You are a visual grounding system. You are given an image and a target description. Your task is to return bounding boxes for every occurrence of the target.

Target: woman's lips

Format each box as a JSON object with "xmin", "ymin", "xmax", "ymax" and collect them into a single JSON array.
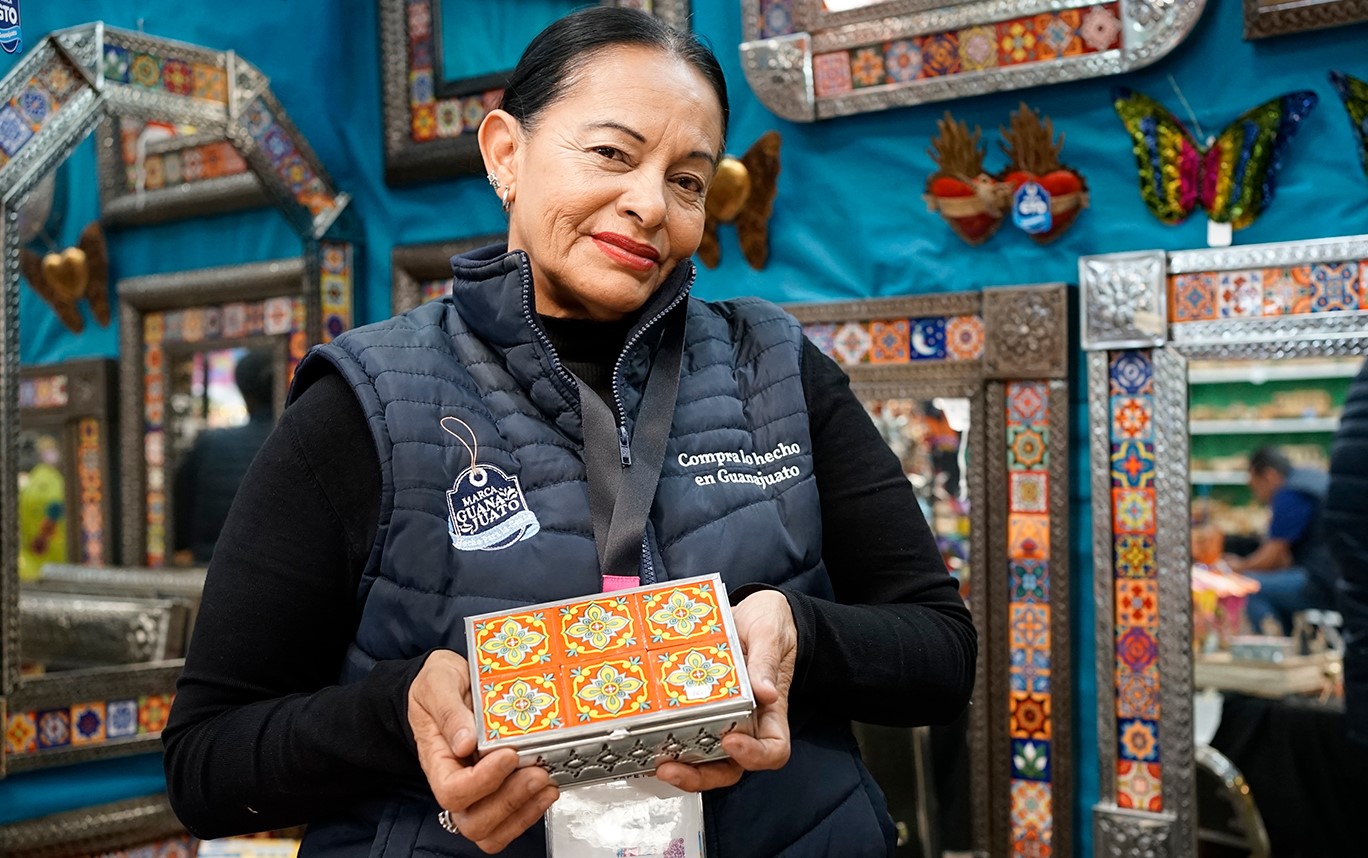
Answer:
[{"xmin": 593, "ymin": 233, "xmax": 660, "ymax": 271}]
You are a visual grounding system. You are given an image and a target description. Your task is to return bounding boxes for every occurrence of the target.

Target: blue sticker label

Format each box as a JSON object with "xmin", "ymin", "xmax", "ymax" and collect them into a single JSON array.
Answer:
[
  {"xmin": 446, "ymin": 463, "xmax": 540, "ymax": 551},
  {"xmin": 0, "ymin": 0, "xmax": 20, "ymax": 54},
  {"xmin": 1012, "ymin": 181, "xmax": 1052, "ymax": 235}
]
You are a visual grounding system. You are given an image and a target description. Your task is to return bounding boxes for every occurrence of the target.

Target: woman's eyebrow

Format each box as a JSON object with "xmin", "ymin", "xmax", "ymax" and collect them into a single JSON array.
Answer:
[{"xmin": 583, "ymin": 120, "xmax": 719, "ymax": 166}]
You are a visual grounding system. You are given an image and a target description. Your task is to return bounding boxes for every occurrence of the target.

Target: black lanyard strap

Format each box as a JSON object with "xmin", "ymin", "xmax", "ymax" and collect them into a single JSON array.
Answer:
[{"xmin": 578, "ymin": 309, "xmax": 685, "ymax": 587}]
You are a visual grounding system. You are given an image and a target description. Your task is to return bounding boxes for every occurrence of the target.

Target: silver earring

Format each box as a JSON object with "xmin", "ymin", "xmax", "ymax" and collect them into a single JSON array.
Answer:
[
  {"xmin": 501, "ymin": 187, "xmax": 511, "ymax": 214},
  {"xmin": 486, "ymin": 173, "xmax": 500, "ymax": 190}
]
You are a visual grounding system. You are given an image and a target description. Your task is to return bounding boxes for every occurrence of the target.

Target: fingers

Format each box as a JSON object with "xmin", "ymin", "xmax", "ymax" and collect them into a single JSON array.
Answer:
[
  {"xmin": 655, "ymin": 758, "xmax": 744, "ymax": 792},
  {"xmin": 453, "ymin": 762, "xmax": 560, "ymax": 853},
  {"xmin": 722, "ymin": 704, "xmax": 791, "ymax": 771}
]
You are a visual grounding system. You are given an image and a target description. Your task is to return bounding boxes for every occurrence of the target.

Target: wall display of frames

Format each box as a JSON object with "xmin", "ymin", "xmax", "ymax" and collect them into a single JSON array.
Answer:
[
  {"xmin": 378, "ymin": 0, "xmax": 691, "ymax": 184},
  {"xmin": 786, "ymin": 283, "xmax": 1070, "ymax": 857},
  {"xmin": 18, "ymin": 359, "xmax": 118, "ymax": 572},
  {"xmin": 739, "ymin": 0, "xmax": 1207, "ymax": 122},
  {"xmin": 0, "ymin": 794, "xmax": 189, "ymax": 858},
  {"xmin": 391, "ymin": 233, "xmax": 505, "ymax": 314},
  {"xmin": 0, "ymin": 38, "xmax": 358, "ymax": 858},
  {"xmin": 1081, "ymin": 234, "xmax": 1368, "ymax": 856},
  {"xmin": 1243, "ymin": 0, "xmax": 1368, "ymax": 39}
]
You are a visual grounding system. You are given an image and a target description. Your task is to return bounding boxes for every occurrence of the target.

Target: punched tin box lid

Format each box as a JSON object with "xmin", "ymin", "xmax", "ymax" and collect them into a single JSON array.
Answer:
[{"xmin": 465, "ymin": 574, "xmax": 754, "ymax": 757}]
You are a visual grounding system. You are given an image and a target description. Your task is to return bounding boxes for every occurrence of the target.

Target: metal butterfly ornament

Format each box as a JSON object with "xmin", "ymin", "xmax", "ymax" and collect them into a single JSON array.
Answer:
[
  {"xmin": 20, "ymin": 221, "xmax": 111, "ymax": 334},
  {"xmin": 1330, "ymin": 71, "xmax": 1368, "ymax": 180},
  {"xmin": 698, "ymin": 131, "xmax": 780, "ymax": 270},
  {"xmin": 1112, "ymin": 87, "xmax": 1317, "ymax": 229}
]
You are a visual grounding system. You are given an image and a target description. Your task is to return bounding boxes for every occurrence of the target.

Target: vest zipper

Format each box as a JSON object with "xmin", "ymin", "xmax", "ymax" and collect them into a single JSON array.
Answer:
[
  {"xmin": 610, "ymin": 266, "xmax": 696, "ymax": 467},
  {"xmin": 515, "ymin": 250, "xmax": 579, "ymax": 394}
]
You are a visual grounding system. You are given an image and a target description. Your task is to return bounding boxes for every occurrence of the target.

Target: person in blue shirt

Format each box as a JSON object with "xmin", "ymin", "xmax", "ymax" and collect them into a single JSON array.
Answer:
[{"xmin": 1228, "ymin": 446, "xmax": 1335, "ymax": 635}]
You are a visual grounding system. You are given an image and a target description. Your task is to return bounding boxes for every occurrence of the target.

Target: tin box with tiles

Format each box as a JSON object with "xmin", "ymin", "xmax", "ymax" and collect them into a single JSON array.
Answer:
[{"xmin": 465, "ymin": 573, "xmax": 754, "ymax": 788}]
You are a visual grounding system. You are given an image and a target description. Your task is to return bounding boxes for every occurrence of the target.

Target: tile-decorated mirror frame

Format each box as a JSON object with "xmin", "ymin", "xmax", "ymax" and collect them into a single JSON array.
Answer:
[
  {"xmin": 786, "ymin": 283, "xmax": 1071, "ymax": 857},
  {"xmin": 0, "ymin": 24, "xmax": 359, "ymax": 787},
  {"xmin": 0, "ymin": 793, "xmax": 189, "ymax": 858},
  {"xmin": 739, "ymin": 0, "xmax": 1207, "ymax": 122},
  {"xmin": 1243, "ymin": 0, "xmax": 1368, "ymax": 39},
  {"xmin": 378, "ymin": 0, "xmax": 691, "ymax": 184},
  {"xmin": 1080, "ymin": 234, "xmax": 1368, "ymax": 856},
  {"xmin": 391, "ymin": 233, "xmax": 504, "ymax": 314},
  {"xmin": 19, "ymin": 359, "xmax": 119, "ymax": 566}
]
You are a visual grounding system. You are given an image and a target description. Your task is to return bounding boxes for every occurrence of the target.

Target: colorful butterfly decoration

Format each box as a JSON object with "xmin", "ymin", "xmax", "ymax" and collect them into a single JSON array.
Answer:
[
  {"xmin": 1330, "ymin": 71, "xmax": 1368, "ymax": 180},
  {"xmin": 1113, "ymin": 88, "xmax": 1317, "ymax": 230}
]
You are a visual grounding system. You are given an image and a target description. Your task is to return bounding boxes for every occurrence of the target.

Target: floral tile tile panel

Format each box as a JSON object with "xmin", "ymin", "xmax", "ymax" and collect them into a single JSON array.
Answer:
[
  {"xmin": 654, "ymin": 643, "xmax": 743, "ymax": 708},
  {"xmin": 566, "ymin": 657, "xmax": 655, "ymax": 723},
  {"xmin": 638, "ymin": 581, "xmax": 725, "ymax": 649},
  {"xmin": 558, "ymin": 596, "xmax": 641, "ymax": 660},
  {"xmin": 473, "ymin": 611, "xmax": 553, "ymax": 674},
  {"xmin": 479, "ymin": 673, "xmax": 565, "ymax": 740}
]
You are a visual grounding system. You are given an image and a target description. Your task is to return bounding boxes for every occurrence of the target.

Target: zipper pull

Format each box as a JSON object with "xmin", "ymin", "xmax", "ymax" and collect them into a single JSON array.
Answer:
[{"xmin": 619, "ymin": 424, "xmax": 632, "ymax": 466}]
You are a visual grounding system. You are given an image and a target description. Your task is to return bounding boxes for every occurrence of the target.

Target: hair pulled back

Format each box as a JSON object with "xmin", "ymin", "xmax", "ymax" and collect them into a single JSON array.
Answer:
[{"xmin": 500, "ymin": 6, "xmax": 729, "ymax": 145}]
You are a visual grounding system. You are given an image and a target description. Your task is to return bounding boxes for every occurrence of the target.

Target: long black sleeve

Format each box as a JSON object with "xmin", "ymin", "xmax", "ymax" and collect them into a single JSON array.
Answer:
[
  {"xmin": 1330, "ymin": 359, "xmax": 1368, "ymax": 748},
  {"xmin": 164, "ymin": 338, "xmax": 976, "ymax": 837},
  {"xmin": 163, "ymin": 372, "xmax": 419, "ymax": 838}
]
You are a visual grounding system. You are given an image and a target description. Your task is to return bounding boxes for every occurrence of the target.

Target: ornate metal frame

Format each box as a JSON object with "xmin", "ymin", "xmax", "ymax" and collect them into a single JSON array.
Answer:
[
  {"xmin": 1243, "ymin": 0, "xmax": 1368, "ymax": 39},
  {"xmin": 739, "ymin": 0, "xmax": 1207, "ymax": 122},
  {"xmin": 378, "ymin": 0, "xmax": 691, "ymax": 184},
  {"xmin": 391, "ymin": 233, "xmax": 504, "ymax": 314},
  {"xmin": 0, "ymin": 793, "xmax": 189, "ymax": 858},
  {"xmin": 94, "ymin": 113, "xmax": 268, "ymax": 226},
  {"xmin": 1080, "ymin": 233, "xmax": 1368, "ymax": 857},
  {"xmin": 19, "ymin": 359, "xmax": 118, "ymax": 565},
  {"xmin": 785, "ymin": 283, "xmax": 1070, "ymax": 857},
  {"xmin": 0, "ymin": 25, "xmax": 360, "ymax": 783}
]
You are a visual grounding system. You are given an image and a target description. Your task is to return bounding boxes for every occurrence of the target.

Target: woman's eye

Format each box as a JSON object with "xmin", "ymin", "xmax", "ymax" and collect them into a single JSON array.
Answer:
[
  {"xmin": 675, "ymin": 176, "xmax": 705, "ymax": 194},
  {"xmin": 592, "ymin": 146, "xmax": 623, "ymax": 161}
]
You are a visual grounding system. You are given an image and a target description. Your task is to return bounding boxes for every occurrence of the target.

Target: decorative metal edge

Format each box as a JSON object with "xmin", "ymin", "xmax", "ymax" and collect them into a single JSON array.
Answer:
[
  {"xmin": 740, "ymin": 1, "xmax": 1207, "ymax": 122},
  {"xmin": 1152, "ymin": 347, "xmax": 1194, "ymax": 855},
  {"xmin": 379, "ymin": 0, "xmax": 693, "ymax": 185},
  {"xmin": 3, "ymin": 202, "xmax": 19, "ymax": 696},
  {"xmin": 1243, "ymin": 0, "xmax": 1368, "ymax": 39},
  {"xmin": 783, "ymin": 291, "xmax": 982, "ymax": 323},
  {"xmin": 842, "ymin": 361, "xmax": 986, "ymax": 385},
  {"xmin": 982, "ymin": 284, "xmax": 1068, "ymax": 380},
  {"xmin": 18, "ymin": 590, "xmax": 185, "ymax": 664},
  {"xmin": 1169, "ymin": 313, "xmax": 1368, "ymax": 353},
  {"xmin": 985, "ymin": 381, "xmax": 1010, "ymax": 854},
  {"xmin": 1047, "ymin": 379, "xmax": 1072, "ymax": 858},
  {"xmin": 19, "ymin": 358, "xmax": 115, "ymax": 420},
  {"xmin": 1087, "ymin": 351, "xmax": 1117, "ymax": 802},
  {"xmin": 966, "ymin": 386, "xmax": 991, "ymax": 858},
  {"xmin": 1193, "ymin": 745, "xmax": 1271, "ymax": 855},
  {"xmin": 392, "ymin": 234, "xmax": 505, "ymax": 314},
  {"xmin": 1166, "ymin": 232, "xmax": 1368, "ymax": 274},
  {"xmin": 117, "ymin": 258, "xmax": 308, "ymax": 565},
  {"xmin": 31, "ymin": 565, "xmax": 207, "ymax": 601},
  {"xmin": 0, "ymin": 793, "xmax": 186, "ymax": 858},
  {"xmin": 8, "ymin": 660, "xmax": 181, "ymax": 712},
  {"xmin": 1093, "ymin": 805, "xmax": 1177, "ymax": 858},
  {"xmin": 1080, "ymin": 251, "xmax": 1167, "ymax": 352}
]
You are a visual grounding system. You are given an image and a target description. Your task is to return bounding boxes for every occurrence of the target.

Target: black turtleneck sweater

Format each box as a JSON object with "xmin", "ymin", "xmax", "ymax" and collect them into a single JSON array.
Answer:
[{"xmin": 163, "ymin": 315, "xmax": 976, "ymax": 838}]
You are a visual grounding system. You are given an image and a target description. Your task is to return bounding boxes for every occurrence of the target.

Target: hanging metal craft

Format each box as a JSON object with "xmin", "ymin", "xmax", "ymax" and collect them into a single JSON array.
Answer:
[
  {"xmin": 1330, "ymin": 70, "xmax": 1368, "ymax": 181},
  {"xmin": 19, "ymin": 221, "xmax": 110, "ymax": 334},
  {"xmin": 1112, "ymin": 87, "xmax": 1318, "ymax": 229},
  {"xmin": 698, "ymin": 131, "xmax": 781, "ymax": 270}
]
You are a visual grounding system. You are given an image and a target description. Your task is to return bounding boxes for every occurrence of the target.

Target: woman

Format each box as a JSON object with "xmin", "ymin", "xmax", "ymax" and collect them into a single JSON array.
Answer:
[{"xmin": 163, "ymin": 8, "xmax": 975, "ymax": 857}]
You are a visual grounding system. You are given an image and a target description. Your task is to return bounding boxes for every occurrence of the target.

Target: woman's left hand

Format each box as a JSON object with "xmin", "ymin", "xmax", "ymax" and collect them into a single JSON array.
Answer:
[{"xmin": 655, "ymin": 589, "xmax": 796, "ymax": 792}]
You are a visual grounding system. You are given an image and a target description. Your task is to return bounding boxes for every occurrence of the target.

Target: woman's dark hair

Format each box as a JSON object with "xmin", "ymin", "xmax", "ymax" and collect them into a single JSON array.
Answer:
[{"xmin": 500, "ymin": 6, "xmax": 729, "ymax": 145}]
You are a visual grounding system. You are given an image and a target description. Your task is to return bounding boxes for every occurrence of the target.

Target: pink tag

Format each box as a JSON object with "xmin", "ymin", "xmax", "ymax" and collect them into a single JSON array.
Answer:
[{"xmin": 601, "ymin": 575, "xmax": 640, "ymax": 592}]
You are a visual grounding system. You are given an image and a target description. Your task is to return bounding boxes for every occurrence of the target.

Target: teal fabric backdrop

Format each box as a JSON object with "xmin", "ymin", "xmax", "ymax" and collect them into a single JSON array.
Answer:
[{"xmin": 2, "ymin": 1, "xmax": 1367, "ymax": 852}]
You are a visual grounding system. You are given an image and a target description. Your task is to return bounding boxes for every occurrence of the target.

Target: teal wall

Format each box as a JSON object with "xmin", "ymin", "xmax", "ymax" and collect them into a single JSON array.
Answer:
[{"xmin": 3, "ymin": 1, "xmax": 1368, "ymax": 853}]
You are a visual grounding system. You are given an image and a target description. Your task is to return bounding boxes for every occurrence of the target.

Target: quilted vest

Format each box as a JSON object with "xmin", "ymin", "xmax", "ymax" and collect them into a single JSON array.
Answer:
[{"xmin": 290, "ymin": 245, "xmax": 894, "ymax": 857}]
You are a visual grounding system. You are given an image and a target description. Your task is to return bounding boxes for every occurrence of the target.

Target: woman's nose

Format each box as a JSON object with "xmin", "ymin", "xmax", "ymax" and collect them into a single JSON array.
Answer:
[{"xmin": 617, "ymin": 173, "xmax": 667, "ymax": 227}]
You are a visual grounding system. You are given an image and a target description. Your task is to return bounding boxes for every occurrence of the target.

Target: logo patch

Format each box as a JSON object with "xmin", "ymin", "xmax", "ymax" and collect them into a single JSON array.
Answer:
[{"xmin": 442, "ymin": 416, "xmax": 539, "ymax": 551}]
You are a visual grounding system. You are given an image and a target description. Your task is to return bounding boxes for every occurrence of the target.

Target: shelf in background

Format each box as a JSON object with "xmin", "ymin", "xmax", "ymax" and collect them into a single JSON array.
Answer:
[
  {"xmin": 1189, "ymin": 417, "xmax": 1340, "ymax": 435},
  {"xmin": 1189, "ymin": 360, "xmax": 1363, "ymax": 384},
  {"xmin": 1191, "ymin": 470, "xmax": 1248, "ymax": 485}
]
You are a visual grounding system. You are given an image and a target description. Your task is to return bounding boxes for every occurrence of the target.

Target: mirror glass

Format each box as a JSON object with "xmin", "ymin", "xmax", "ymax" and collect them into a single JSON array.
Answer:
[
  {"xmin": 167, "ymin": 344, "xmax": 278, "ymax": 567},
  {"xmin": 17, "ymin": 426, "xmax": 68, "ymax": 584},
  {"xmin": 438, "ymin": 0, "xmax": 590, "ymax": 85},
  {"xmin": 855, "ymin": 395, "xmax": 973, "ymax": 856}
]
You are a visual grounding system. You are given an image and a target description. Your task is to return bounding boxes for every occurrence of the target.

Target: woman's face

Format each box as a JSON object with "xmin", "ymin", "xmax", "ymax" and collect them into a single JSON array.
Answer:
[{"xmin": 499, "ymin": 46, "xmax": 724, "ymax": 320}]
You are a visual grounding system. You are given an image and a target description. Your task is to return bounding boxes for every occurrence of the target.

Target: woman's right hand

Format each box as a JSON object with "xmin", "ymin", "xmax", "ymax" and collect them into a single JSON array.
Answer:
[{"xmin": 408, "ymin": 650, "xmax": 560, "ymax": 854}]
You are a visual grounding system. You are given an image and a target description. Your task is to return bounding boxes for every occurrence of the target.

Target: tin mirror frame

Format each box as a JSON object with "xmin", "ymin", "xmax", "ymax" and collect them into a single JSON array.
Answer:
[
  {"xmin": 19, "ymin": 358, "xmax": 119, "ymax": 568},
  {"xmin": 1080, "ymin": 234, "xmax": 1368, "ymax": 857},
  {"xmin": 377, "ymin": 0, "xmax": 691, "ymax": 185},
  {"xmin": 391, "ymin": 233, "xmax": 504, "ymax": 314},
  {"xmin": 786, "ymin": 283, "xmax": 1071, "ymax": 858},
  {"xmin": 0, "ymin": 24, "xmax": 359, "ymax": 788},
  {"xmin": 1242, "ymin": 0, "xmax": 1368, "ymax": 39},
  {"xmin": 739, "ymin": 0, "xmax": 1207, "ymax": 122}
]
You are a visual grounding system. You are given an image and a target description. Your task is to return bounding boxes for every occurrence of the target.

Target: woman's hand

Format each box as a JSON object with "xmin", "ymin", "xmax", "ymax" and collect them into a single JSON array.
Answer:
[
  {"xmin": 655, "ymin": 589, "xmax": 796, "ymax": 792},
  {"xmin": 408, "ymin": 650, "xmax": 560, "ymax": 854}
]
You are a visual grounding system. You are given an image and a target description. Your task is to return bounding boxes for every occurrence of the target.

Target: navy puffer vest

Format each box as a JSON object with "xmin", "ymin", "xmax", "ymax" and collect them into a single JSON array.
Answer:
[{"xmin": 290, "ymin": 246, "xmax": 894, "ymax": 857}]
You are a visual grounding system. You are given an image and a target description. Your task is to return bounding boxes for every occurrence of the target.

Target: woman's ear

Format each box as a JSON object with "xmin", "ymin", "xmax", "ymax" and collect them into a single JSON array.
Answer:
[{"xmin": 478, "ymin": 108, "xmax": 520, "ymax": 188}]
